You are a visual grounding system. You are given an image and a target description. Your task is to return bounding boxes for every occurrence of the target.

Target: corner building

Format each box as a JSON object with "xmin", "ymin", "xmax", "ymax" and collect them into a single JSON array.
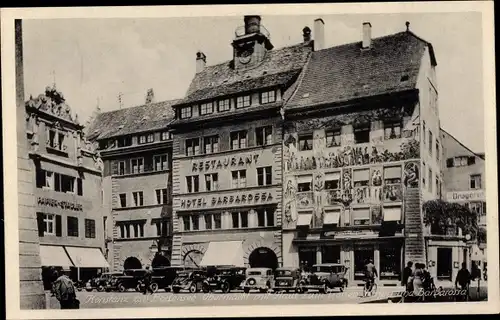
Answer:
[
  {"xmin": 170, "ymin": 16, "xmax": 311, "ymax": 268},
  {"xmin": 281, "ymin": 21, "xmax": 449, "ymax": 285}
]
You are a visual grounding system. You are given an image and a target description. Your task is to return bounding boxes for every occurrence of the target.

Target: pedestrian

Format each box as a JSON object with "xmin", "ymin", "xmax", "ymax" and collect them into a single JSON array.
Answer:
[
  {"xmin": 455, "ymin": 262, "xmax": 471, "ymax": 301},
  {"xmin": 412, "ymin": 263, "xmax": 424, "ymax": 299},
  {"xmin": 402, "ymin": 261, "xmax": 413, "ymax": 290},
  {"xmin": 52, "ymin": 270, "xmax": 80, "ymax": 309},
  {"xmin": 142, "ymin": 265, "xmax": 153, "ymax": 295}
]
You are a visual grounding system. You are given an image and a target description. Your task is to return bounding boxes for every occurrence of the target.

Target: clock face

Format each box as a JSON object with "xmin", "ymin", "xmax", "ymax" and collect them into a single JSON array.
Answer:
[{"xmin": 183, "ymin": 250, "xmax": 203, "ymax": 268}]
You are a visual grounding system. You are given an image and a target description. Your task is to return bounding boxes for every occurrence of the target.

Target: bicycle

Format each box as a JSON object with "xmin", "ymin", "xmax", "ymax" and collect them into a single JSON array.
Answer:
[{"xmin": 363, "ymin": 278, "xmax": 378, "ymax": 297}]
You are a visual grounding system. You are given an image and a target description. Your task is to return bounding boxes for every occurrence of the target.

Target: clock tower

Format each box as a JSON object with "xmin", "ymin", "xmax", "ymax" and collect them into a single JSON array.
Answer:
[{"xmin": 232, "ymin": 16, "xmax": 274, "ymax": 70}]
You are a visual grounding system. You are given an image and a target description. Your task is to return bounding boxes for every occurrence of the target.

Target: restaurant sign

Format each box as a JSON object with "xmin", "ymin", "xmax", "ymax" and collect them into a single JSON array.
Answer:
[
  {"xmin": 37, "ymin": 197, "xmax": 83, "ymax": 212},
  {"xmin": 446, "ymin": 190, "xmax": 485, "ymax": 202},
  {"xmin": 192, "ymin": 154, "xmax": 260, "ymax": 172},
  {"xmin": 180, "ymin": 191, "xmax": 274, "ymax": 209}
]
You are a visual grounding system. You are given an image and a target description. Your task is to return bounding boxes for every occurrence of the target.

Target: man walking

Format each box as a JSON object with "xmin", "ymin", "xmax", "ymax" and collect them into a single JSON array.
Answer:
[
  {"xmin": 142, "ymin": 265, "xmax": 154, "ymax": 295},
  {"xmin": 52, "ymin": 270, "xmax": 79, "ymax": 309},
  {"xmin": 402, "ymin": 261, "xmax": 413, "ymax": 290},
  {"xmin": 455, "ymin": 262, "xmax": 471, "ymax": 301}
]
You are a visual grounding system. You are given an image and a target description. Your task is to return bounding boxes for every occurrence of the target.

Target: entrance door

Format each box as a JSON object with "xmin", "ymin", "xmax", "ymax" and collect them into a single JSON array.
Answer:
[
  {"xmin": 298, "ymin": 247, "xmax": 317, "ymax": 272},
  {"xmin": 437, "ymin": 248, "xmax": 452, "ymax": 281},
  {"xmin": 354, "ymin": 248, "xmax": 374, "ymax": 280}
]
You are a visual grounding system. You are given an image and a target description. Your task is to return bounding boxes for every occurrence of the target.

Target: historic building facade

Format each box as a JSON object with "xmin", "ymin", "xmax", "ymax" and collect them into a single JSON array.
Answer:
[
  {"xmin": 169, "ymin": 16, "xmax": 311, "ymax": 269},
  {"xmin": 24, "ymin": 85, "xmax": 108, "ymax": 289},
  {"xmin": 281, "ymin": 21, "xmax": 455, "ymax": 285},
  {"xmin": 87, "ymin": 98, "xmax": 176, "ymax": 271}
]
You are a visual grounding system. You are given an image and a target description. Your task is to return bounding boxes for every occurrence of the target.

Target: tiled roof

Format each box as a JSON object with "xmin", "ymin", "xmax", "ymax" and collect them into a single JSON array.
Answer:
[
  {"xmin": 286, "ymin": 31, "xmax": 436, "ymax": 110},
  {"xmin": 86, "ymin": 100, "xmax": 179, "ymax": 140},
  {"xmin": 177, "ymin": 43, "xmax": 312, "ymax": 105}
]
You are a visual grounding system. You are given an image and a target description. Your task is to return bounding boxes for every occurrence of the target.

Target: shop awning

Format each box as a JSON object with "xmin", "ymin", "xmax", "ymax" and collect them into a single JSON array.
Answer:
[
  {"xmin": 323, "ymin": 210, "xmax": 341, "ymax": 225},
  {"xmin": 384, "ymin": 206, "xmax": 402, "ymax": 222},
  {"xmin": 39, "ymin": 245, "xmax": 74, "ymax": 268},
  {"xmin": 297, "ymin": 212, "xmax": 313, "ymax": 227},
  {"xmin": 65, "ymin": 246, "xmax": 110, "ymax": 268},
  {"xmin": 200, "ymin": 241, "xmax": 244, "ymax": 267}
]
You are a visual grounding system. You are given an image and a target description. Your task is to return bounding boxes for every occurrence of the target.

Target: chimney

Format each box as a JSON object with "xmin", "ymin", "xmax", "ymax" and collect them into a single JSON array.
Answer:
[
  {"xmin": 196, "ymin": 51, "xmax": 206, "ymax": 73},
  {"xmin": 145, "ymin": 88, "xmax": 155, "ymax": 104},
  {"xmin": 244, "ymin": 15, "xmax": 261, "ymax": 34},
  {"xmin": 362, "ymin": 22, "xmax": 372, "ymax": 49},
  {"xmin": 302, "ymin": 26, "xmax": 312, "ymax": 43},
  {"xmin": 314, "ymin": 18, "xmax": 325, "ymax": 51}
]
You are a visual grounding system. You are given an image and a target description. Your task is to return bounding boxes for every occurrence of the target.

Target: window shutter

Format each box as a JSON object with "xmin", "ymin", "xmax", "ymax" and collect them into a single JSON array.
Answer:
[
  {"xmin": 36, "ymin": 213, "xmax": 45, "ymax": 237},
  {"xmin": 55, "ymin": 215, "xmax": 62, "ymax": 237},
  {"xmin": 446, "ymin": 158, "xmax": 454, "ymax": 168},
  {"xmin": 77, "ymin": 178, "xmax": 83, "ymax": 196},
  {"xmin": 54, "ymin": 173, "xmax": 61, "ymax": 191},
  {"xmin": 36, "ymin": 169, "xmax": 45, "ymax": 188}
]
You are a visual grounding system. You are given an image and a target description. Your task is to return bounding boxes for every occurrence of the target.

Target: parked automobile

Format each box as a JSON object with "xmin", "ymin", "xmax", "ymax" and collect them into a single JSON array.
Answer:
[
  {"xmin": 151, "ymin": 266, "xmax": 187, "ymax": 292},
  {"xmin": 202, "ymin": 266, "xmax": 246, "ymax": 293},
  {"xmin": 241, "ymin": 268, "xmax": 273, "ymax": 293},
  {"xmin": 86, "ymin": 272, "xmax": 123, "ymax": 292},
  {"xmin": 273, "ymin": 267, "xmax": 303, "ymax": 293},
  {"xmin": 171, "ymin": 269, "xmax": 206, "ymax": 293},
  {"xmin": 299, "ymin": 263, "xmax": 348, "ymax": 293},
  {"xmin": 107, "ymin": 269, "xmax": 147, "ymax": 292}
]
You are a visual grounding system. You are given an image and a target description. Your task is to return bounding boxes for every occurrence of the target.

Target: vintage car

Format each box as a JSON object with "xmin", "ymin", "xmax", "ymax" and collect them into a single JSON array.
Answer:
[
  {"xmin": 241, "ymin": 268, "xmax": 274, "ymax": 293},
  {"xmin": 106, "ymin": 269, "xmax": 148, "ymax": 292},
  {"xmin": 171, "ymin": 269, "xmax": 206, "ymax": 293},
  {"xmin": 86, "ymin": 272, "xmax": 123, "ymax": 292},
  {"xmin": 299, "ymin": 263, "xmax": 348, "ymax": 293},
  {"xmin": 273, "ymin": 267, "xmax": 302, "ymax": 293},
  {"xmin": 150, "ymin": 266, "xmax": 187, "ymax": 292},
  {"xmin": 202, "ymin": 266, "xmax": 246, "ymax": 293}
]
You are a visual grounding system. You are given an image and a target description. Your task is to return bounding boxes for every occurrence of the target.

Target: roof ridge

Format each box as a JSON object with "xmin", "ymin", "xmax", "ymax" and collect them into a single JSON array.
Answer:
[{"xmin": 98, "ymin": 98, "xmax": 181, "ymax": 116}]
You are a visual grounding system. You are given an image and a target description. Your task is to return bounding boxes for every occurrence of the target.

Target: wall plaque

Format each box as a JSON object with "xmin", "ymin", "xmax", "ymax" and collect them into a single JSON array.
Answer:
[{"xmin": 37, "ymin": 197, "xmax": 83, "ymax": 211}]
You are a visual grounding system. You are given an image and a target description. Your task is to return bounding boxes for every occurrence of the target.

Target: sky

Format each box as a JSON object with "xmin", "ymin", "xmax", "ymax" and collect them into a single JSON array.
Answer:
[{"xmin": 22, "ymin": 12, "xmax": 484, "ymax": 152}]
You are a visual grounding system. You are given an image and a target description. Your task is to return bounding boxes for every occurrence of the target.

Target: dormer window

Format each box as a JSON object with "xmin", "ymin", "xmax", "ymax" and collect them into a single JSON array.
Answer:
[
  {"xmin": 236, "ymin": 95, "xmax": 251, "ymax": 108},
  {"xmin": 260, "ymin": 90, "xmax": 276, "ymax": 104},
  {"xmin": 117, "ymin": 136, "xmax": 132, "ymax": 148},
  {"xmin": 161, "ymin": 131, "xmax": 171, "ymax": 141},
  {"xmin": 180, "ymin": 106, "xmax": 192, "ymax": 119},
  {"xmin": 139, "ymin": 135, "xmax": 146, "ymax": 144},
  {"xmin": 218, "ymin": 99, "xmax": 231, "ymax": 112},
  {"xmin": 147, "ymin": 133, "xmax": 154, "ymax": 143},
  {"xmin": 200, "ymin": 102, "xmax": 214, "ymax": 115}
]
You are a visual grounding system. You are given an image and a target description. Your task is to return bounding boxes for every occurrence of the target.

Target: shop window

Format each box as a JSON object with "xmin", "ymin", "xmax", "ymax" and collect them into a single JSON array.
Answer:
[
  {"xmin": 257, "ymin": 166, "xmax": 272, "ymax": 186},
  {"xmin": 352, "ymin": 208, "xmax": 370, "ymax": 225},
  {"xmin": 85, "ymin": 219, "xmax": 96, "ymax": 239},
  {"xmin": 186, "ymin": 138, "xmax": 201, "ymax": 156},
  {"xmin": 260, "ymin": 90, "xmax": 276, "ymax": 104},
  {"xmin": 354, "ymin": 248, "xmax": 374, "ymax": 280},
  {"xmin": 384, "ymin": 121, "xmax": 402, "ymax": 140},
  {"xmin": 131, "ymin": 158, "xmax": 144, "ymax": 174},
  {"xmin": 204, "ymin": 135, "xmax": 219, "ymax": 154},
  {"xmin": 383, "ymin": 166, "xmax": 401, "ymax": 185},
  {"xmin": 67, "ymin": 216, "xmax": 79, "ymax": 237},
  {"xmin": 156, "ymin": 188, "xmax": 169, "ymax": 205},
  {"xmin": 180, "ymin": 106, "xmax": 192, "ymax": 119},
  {"xmin": 205, "ymin": 173, "xmax": 219, "ymax": 191},
  {"xmin": 153, "ymin": 154, "xmax": 168, "ymax": 171},
  {"xmin": 236, "ymin": 95, "xmax": 251, "ymax": 108},
  {"xmin": 230, "ymin": 130, "xmax": 247, "ymax": 150},
  {"xmin": 186, "ymin": 175, "xmax": 199, "ymax": 193},
  {"xmin": 231, "ymin": 170, "xmax": 246, "ymax": 188},
  {"xmin": 298, "ymin": 248, "xmax": 317, "ymax": 272},
  {"xmin": 200, "ymin": 102, "xmax": 214, "ymax": 115},
  {"xmin": 379, "ymin": 245, "xmax": 401, "ymax": 280},
  {"xmin": 132, "ymin": 191, "xmax": 144, "ymax": 207},
  {"xmin": 470, "ymin": 174, "xmax": 481, "ymax": 189},
  {"xmin": 354, "ymin": 125, "xmax": 370, "ymax": 144},
  {"xmin": 326, "ymin": 129, "xmax": 341, "ymax": 147},
  {"xmin": 256, "ymin": 126, "xmax": 273, "ymax": 146},
  {"xmin": 437, "ymin": 247, "xmax": 452, "ymax": 281},
  {"xmin": 298, "ymin": 135, "xmax": 313, "ymax": 151},
  {"xmin": 353, "ymin": 169, "xmax": 369, "ymax": 187}
]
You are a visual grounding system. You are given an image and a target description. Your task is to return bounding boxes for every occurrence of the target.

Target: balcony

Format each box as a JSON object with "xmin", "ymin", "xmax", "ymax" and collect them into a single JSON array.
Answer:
[{"xmin": 296, "ymin": 191, "xmax": 314, "ymax": 208}]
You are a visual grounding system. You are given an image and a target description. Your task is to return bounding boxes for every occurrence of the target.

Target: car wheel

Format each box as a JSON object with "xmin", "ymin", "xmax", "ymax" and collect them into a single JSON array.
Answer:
[
  {"xmin": 221, "ymin": 282, "xmax": 230, "ymax": 294},
  {"xmin": 172, "ymin": 287, "xmax": 180, "ymax": 294},
  {"xmin": 164, "ymin": 287, "xmax": 171, "ymax": 292},
  {"xmin": 97, "ymin": 285, "xmax": 105, "ymax": 292},
  {"xmin": 296, "ymin": 287, "xmax": 303, "ymax": 294},
  {"xmin": 85, "ymin": 288, "xmax": 93, "ymax": 292},
  {"xmin": 243, "ymin": 288, "xmax": 250, "ymax": 294},
  {"xmin": 150, "ymin": 283, "xmax": 159, "ymax": 293},
  {"xmin": 202, "ymin": 282, "xmax": 210, "ymax": 293},
  {"xmin": 118, "ymin": 283, "xmax": 126, "ymax": 292},
  {"xmin": 189, "ymin": 283, "xmax": 197, "ymax": 293},
  {"xmin": 319, "ymin": 283, "xmax": 328, "ymax": 294}
]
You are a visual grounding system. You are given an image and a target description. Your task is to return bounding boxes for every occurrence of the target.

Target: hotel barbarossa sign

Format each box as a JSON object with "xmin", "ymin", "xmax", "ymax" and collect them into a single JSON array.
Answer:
[
  {"xmin": 37, "ymin": 197, "xmax": 83, "ymax": 211},
  {"xmin": 446, "ymin": 190, "xmax": 485, "ymax": 202},
  {"xmin": 180, "ymin": 191, "xmax": 274, "ymax": 209}
]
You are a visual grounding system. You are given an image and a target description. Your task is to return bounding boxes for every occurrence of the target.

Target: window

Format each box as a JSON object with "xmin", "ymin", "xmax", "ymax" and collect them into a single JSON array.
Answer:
[
  {"xmin": 453, "ymin": 157, "xmax": 468, "ymax": 167},
  {"xmin": 48, "ymin": 129, "xmax": 57, "ymax": 148},
  {"xmin": 256, "ymin": 207, "xmax": 275, "ymax": 227},
  {"xmin": 214, "ymin": 213, "xmax": 222, "ymax": 229},
  {"xmin": 260, "ymin": 90, "xmax": 276, "ymax": 104},
  {"xmin": 117, "ymin": 161, "xmax": 126, "ymax": 175},
  {"xmin": 299, "ymin": 135, "xmax": 313, "ymax": 151},
  {"xmin": 257, "ymin": 167, "xmax": 272, "ymax": 186},
  {"xmin": 117, "ymin": 136, "xmax": 132, "ymax": 148},
  {"xmin": 155, "ymin": 220, "xmax": 169, "ymax": 236},
  {"xmin": 200, "ymin": 102, "xmax": 214, "ymax": 115},
  {"xmin": 132, "ymin": 191, "xmax": 144, "ymax": 207},
  {"xmin": 139, "ymin": 135, "xmax": 147, "ymax": 144},
  {"xmin": 119, "ymin": 193, "xmax": 127, "ymax": 208},
  {"xmin": 192, "ymin": 216, "xmax": 199, "ymax": 231},
  {"xmin": 384, "ymin": 166, "xmax": 402, "ymax": 185},
  {"xmin": 232, "ymin": 170, "xmax": 246, "ymax": 188},
  {"xmin": 232, "ymin": 211, "xmax": 248, "ymax": 228},
  {"xmin": 326, "ymin": 129, "xmax": 341, "ymax": 147},
  {"xmin": 67, "ymin": 217, "xmax": 79, "ymax": 237},
  {"xmin": 61, "ymin": 175, "xmax": 75, "ymax": 193},
  {"xmin": 36, "ymin": 169, "xmax": 53, "ymax": 189},
  {"xmin": 256, "ymin": 126, "xmax": 273, "ymax": 146},
  {"xmin": 429, "ymin": 131, "xmax": 433, "ymax": 155},
  {"xmin": 85, "ymin": 219, "xmax": 96, "ymax": 238},
  {"xmin": 384, "ymin": 122, "xmax": 402, "ymax": 140},
  {"xmin": 324, "ymin": 172, "xmax": 340, "ymax": 190},
  {"xmin": 436, "ymin": 177, "xmax": 440, "ymax": 196},
  {"xmin": 297, "ymin": 176, "xmax": 312, "ymax": 192},
  {"xmin": 231, "ymin": 212, "xmax": 239, "ymax": 228},
  {"xmin": 160, "ymin": 131, "xmax": 171, "ymax": 141},
  {"xmin": 468, "ymin": 157, "xmax": 476, "ymax": 165},
  {"xmin": 180, "ymin": 106, "xmax": 192, "ymax": 119},
  {"xmin": 428, "ymin": 169, "xmax": 433, "ymax": 193},
  {"xmin": 470, "ymin": 202, "xmax": 483, "ymax": 216},
  {"xmin": 436, "ymin": 141, "xmax": 440, "ymax": 161},
  {"xmin": 77, "ymin": 178, "xmax": 83, "ymax": 196},
  {"xmin": 182, "ymin": 216, "xmax": 191, "ymax": 231},
  {"xmin": 353, "ymin": 169, "xmax": 370, "ymax": 187},
  {"xmin": 156, "ymin": 188, "xmax": 169, "ymax": 205},
  {"xmin": 218, "ymin": 99, "xmax": 230, "ymax": 112},
  {"xmin": 204, "ymin": 135, "xmax": 219, "ymax": 154},
  {"xmin": 154, "ymin": 154, "xmax": 168, "ymax": 171},
  {"xmin": 470, "ymin": 175, "xmax": 481, "ymax": 189},
  {"xmin": 186, "ymin": 138, "xmax": 201, "ymax": 156},
  {"xmin": 147, "ymin": 133, "xmax": 154, "ymax": 143},
  {"xmin": 354, "ymin": 126, "xmax": 370, "ymax": 144},
  {"xmin": 204, "ymin": 214, "xmax": 213, "ymax": 230},
  {"xmin": 47, "ymin": 129, "xmax": 65, "ymax": 151},
  {"xmin": 205, "ymin": 173, "xmax": 219, "ymax": 191},
  {"xmin": 236, "ymin": 95, "xmax": 251, "ymax": 108},
  {"xmin": 43, "ymin": 213, "xmax": 56, "ymax": 235},
  {"xmin": 352, "ymin": 208, "xmax": 370, "ymax": 225},
  {"xmin": 446, "ymin": 158, "xmax": 454, "ymax": 168},
  {"xmin": 231, "ymin": 131, "xmax": 247, "ymax": 150},
  {"xmin": 186, "ymin": 175, "xmax": 199, "ymax": 193},
  {"xmin": 131, "ymin": 158, "xmax": 144, "ymax": 174}
]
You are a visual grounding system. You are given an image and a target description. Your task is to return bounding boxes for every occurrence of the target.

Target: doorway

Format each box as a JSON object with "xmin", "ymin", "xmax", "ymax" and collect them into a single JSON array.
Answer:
[
  {"xmin": 248, "ymin": 247, "xmax": 278, "ymax": 270},
  {"xmin": 322, "ymin": 246, "xmax": 341, "ymax": 264},
  {"xmin": 298, "ymin": 247, "xmax": 317, "ymax": 272},
  {"xmin": 437, "ymin": 248, "xmax": 452, "ymax": 281}
]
